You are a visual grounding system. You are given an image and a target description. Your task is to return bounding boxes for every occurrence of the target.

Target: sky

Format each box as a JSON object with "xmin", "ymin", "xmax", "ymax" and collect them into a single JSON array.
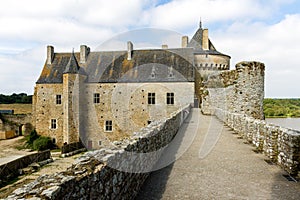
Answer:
[{"xmin": 0, "ymin": 0, "xmax": 300, "ymax": 98}]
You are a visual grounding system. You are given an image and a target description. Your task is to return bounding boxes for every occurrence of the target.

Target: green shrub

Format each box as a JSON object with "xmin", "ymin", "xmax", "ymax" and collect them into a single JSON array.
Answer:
[
  {"xmin": 33, "ymin": 136, "xmax": 53, "ymax": 151},
  {"xmin": 25, "ymin": 129, "xmax": 39, "ymax": 148}
]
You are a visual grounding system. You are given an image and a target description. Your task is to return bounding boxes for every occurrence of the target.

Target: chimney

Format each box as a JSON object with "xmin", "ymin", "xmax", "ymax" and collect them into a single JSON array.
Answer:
[
  {"xmin": 80, "ymin": 45, "xmax": 90, "ymax": 64},
  {"xmin": 202, "ymin": 29, "xmax": 209, "ymax": 50},
  {"xmin": 181, "ymin": 36, "xmax": 188, "ymax": 48},
  {"xmin": 127, "ymin": 41, "xmax": 133, "ymax": 60},
  {"xmin": 162, "ymin": 44, "xmax": 168, "ymax": 49},
  {"xmin": 47, "ymin": 45, "xmax": 54, "ymax": 65}
]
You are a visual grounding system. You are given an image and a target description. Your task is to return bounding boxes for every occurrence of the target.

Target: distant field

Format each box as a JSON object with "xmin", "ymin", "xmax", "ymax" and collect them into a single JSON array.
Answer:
[
  {"xmin": 0, "ymin": 104, "xmax": 32, "ymax": 114},
  {"xmin": 264, "ymin": 98, "xmax": 300, "ymax": 118}
]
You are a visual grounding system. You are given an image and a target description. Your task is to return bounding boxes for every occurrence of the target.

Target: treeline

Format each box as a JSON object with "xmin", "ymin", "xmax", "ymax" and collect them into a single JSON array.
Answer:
[
  {"xmin": 0, "ymin": 93, "xmax": 32, "ymax": 104},
  {"xmin": 264, "ymin": 98, "xmax": 300, "ymax": 118}
]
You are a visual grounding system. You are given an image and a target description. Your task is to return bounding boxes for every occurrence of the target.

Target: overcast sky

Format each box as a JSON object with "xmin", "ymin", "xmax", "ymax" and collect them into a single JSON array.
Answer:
[{"xmin": 0, "ymin": 0, "xmax": 299, "ymax": 98}]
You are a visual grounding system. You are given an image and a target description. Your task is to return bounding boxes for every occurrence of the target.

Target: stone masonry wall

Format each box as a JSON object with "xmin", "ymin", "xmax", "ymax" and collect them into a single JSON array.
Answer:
[
  {"xmin": 7, "ymin": 105, "xmax": 191, "ymax": 200},
  {"xmin": 201, "ymin": 61, "xmax": 265, "ymax": 120},
  {"xmin": 215, "ymin": 108, "xmax": 300, "ymax": 177},
  {"xmin": 201, "ymin": 61, "xmax": 300, "ymax": 176}
]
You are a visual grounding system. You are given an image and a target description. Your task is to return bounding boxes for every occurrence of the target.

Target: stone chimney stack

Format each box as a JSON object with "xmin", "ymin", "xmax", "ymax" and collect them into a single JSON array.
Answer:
[
  {"xmin": 80, "ymin": 45, "xmax": 90, "ymax": 64},
  {"xmin": 181, "ymin": 36, "xmax": 189, "ymax": 48},
  {"xmin": 202, "ymin": 29, "xmax": 209, "ymax": 50},
  {"xmin": 162, "ymin": 44, "xmax": 168, "ymax": 49},
  {"xmin": 127, "ymin": 41, "xmax": 133, "ymax": 60},
  {"xmin": 47, "ymin": 45, "xmax": 54, "ymax": 65}
]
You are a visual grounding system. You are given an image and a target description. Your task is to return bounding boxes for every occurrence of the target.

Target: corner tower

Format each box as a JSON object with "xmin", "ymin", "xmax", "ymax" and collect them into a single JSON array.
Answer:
[
  {"xmin": 62, "ymin": 51, "xmax": 86, "ymax": 144},
  {"xmin": 188, "ymin": 21, "xmax": 231, "ymax": 74}
]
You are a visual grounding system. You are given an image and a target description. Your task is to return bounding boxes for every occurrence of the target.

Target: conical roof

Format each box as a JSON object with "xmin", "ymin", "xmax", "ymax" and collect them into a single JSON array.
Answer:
[
  {"xmin": 187, "ymin": 23, "xmax": 221, "ymax": 54},
  {"xmin": 188, "ymin": 28, "xmax": 203, "ymax": 49},
  {"xmin": 63, "ymin": 51, "xmax": 80, "ymax": 74}
]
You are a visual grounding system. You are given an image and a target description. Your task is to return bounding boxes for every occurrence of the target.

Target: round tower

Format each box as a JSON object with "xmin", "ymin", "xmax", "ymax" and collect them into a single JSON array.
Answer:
[{"xmin": 187, "ymin": 21, "xmax": 231, "ymax": 76}]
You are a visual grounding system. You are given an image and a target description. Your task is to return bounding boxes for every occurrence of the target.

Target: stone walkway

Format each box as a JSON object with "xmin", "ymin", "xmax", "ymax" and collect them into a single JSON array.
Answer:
[{"xmin": 136, "ymin": 108, "xmax": 300, "ymax": 200}]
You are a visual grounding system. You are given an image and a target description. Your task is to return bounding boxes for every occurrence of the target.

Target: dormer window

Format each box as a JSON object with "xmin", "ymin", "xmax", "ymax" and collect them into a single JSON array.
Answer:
[
  {"xmin": 151, "ymin": 66, "xmax": 156, "ymax": 79},
  {"xmin": 168, "ymin": 66, "xmax": 174, "ymax": 78}
]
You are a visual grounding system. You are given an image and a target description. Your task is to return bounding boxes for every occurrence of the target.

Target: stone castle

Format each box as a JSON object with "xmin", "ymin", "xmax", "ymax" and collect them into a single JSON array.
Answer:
[
  {"xmin": 11, "ymin": 22, "xmax": 300, "ymax": 200},
  {"xmin": 32, "ymin": 22, "xmax": 253, "ymax": 149}
]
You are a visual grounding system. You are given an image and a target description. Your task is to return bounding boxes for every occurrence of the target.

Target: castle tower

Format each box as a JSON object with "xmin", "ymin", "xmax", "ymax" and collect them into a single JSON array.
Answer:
[
  {"xmin": 62, "ymin": 51, "xmax": 85, "ymax": 144},
  {"xmin": 188, "ymin": 21, "xmax": 230, "ymax": 73}
]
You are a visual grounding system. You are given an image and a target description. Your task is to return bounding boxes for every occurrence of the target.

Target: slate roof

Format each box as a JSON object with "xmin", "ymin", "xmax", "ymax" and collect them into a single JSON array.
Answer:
[
  {"xmin": 36, "ymin": 48, "xmax": 195, "ymax": 84},
  {"xmin": 63, "ymin": 51, "xmax": 80, "ymax": 74},
  {"xmin": 188, "ymin": 27, "xmax": 230, "ymax": 58}
]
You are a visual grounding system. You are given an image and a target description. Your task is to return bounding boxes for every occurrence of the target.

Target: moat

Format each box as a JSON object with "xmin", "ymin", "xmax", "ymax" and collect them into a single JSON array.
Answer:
[{"xmin": 266, "ymin": 118, "xmax": 300, "ymax": 131}]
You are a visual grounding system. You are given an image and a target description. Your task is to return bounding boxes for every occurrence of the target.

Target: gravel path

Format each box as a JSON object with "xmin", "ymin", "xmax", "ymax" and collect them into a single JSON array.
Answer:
[
  {"xmin": 136, "ymin": 108, "xmax": 300, "ymax": 200},
  {"xmin": 0, "ymin": 136, "xmax": 34, "ymax": 165}
]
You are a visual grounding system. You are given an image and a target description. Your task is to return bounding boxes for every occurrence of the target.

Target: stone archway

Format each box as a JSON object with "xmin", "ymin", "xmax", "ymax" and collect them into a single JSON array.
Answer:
[
  {"xmin": 18, "ymin": 124, "xmax": 23, "ymax": 136},
  {"xmin": 23, "ymin": 123, "xmax": 33, "ymax": 135}
]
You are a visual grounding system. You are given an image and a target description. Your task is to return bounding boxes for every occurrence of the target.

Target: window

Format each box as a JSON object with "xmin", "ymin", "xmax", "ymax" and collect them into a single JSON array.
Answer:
[
  {"xmin": 94, "ymin": 93, "xmax": 100, "ymax": 104},
  {"xmin": 166, "ymin": 93, "xmax": 174, "ymax": 105},
  {"xmin": 105, "ymin": 120, "xmax": 112, "ymax": 131},
  {"xmin": 148, "ymin": 93, "xmax": 155, "ymax": 104},
  {"xmin": 56, "ymin": 95, "xmax": 62, "ymax": 104},
  {"xmin": 51, "ymin": 119, "xmax": 57, "ymax": 129}
]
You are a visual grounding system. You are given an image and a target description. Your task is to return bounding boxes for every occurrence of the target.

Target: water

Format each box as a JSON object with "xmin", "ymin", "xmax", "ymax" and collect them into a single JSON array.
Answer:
[{"xmin": 265, "ymin": 118, "xmax": 300, "ymax": 131}]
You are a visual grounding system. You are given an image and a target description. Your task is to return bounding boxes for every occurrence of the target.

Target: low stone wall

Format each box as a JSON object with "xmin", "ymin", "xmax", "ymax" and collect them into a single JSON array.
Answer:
[
  {"xmin": 61, "ymin": 141, "xmax": 85, "ymax": 154},
  {"xmin": 0, "ymin": 130, "xmax": 15, "ymax": 139},
  {"xmin": 0, "ymin": 150, "xmax": 51, "ymax": 186},
  {"xmin": 6, "ymin": 105, "xmax": 191, "ymax": 200},
  {"xmin": 215, "ymin": 108, "xmax": 300, "ymax": 176}
]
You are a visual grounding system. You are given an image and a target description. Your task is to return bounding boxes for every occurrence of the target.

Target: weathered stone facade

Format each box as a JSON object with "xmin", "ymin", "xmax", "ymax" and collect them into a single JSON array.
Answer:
[
  {"xmin": 33, "ymin": 22, "xmax": 229, "ymax": 149},
  {"xmin": 199, "ymin": 61, "xmax": 300, "ymax": 177},
  {"xmin": 0, "ymin": 114, "xmax": 32, "ymax": 139},
  {"xmin": 201, "ymin": 61, "xmax": 265, "ymax": 120}
]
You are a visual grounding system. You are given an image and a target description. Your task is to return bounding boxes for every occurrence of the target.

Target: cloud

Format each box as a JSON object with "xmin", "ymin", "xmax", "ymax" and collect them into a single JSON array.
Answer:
[
  {"xmin": 0, "ymin": 46, "xmax": 45, "ymax": 94},
  {"xmin": 212, "ymin": 14, "xmax": 300, "ymax": 97},
  {"xmin": 0, "ymin": 0, "xmax": 299, "ymax": 97},
  {"xmin": 145, "ymin": 0, "xmax": 291, "ymax": 31}
]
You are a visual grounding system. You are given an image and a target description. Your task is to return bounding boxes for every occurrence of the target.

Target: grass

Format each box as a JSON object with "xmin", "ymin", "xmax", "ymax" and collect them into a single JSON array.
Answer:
[{"xmin": 0, "ymin": 104, "xmax": 32, "ymax": 114}]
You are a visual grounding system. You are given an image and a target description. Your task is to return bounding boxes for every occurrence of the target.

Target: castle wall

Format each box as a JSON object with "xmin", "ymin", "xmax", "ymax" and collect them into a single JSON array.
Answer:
[
  {"xmin": 34, "ymin": 84, "xmax": 64, "ymax": 146},
  {"xmin": 201, "ymin": 61, "xmax": 265, "ymax": 120},
  {"xmin": 62, "ymin": 73, "xmax": 86, "ymax": 145},
  {"xmin": 214, "ymin": 108, "xmax": 300, "ymax": 176},
  {"xmin": 7, "ymin": 105, "xmax": 191, "ymax": 200},
  {"xmin": 34, "ymin": 81, "xmax": 194, "ymax": 149},
  {"xmin": 79, "ymin": 82, "xmax": 194, "ymax": 149},
  {"xmin": 194, "ymin": 54, "xmax": 230, "ymax": 71}
]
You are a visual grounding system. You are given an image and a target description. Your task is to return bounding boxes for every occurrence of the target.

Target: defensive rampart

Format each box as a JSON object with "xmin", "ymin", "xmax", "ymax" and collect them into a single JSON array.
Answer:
[
  {"xmin": 201, "ymin": 61, "xmax": 300, "ymax": 177},
  {"xmin": 201, "ymin": 61, "xmax": 264, "ymax": 120},
  {"xmin": 215, "ymin": 108, "xmax": 300, "ymax": 176}
]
